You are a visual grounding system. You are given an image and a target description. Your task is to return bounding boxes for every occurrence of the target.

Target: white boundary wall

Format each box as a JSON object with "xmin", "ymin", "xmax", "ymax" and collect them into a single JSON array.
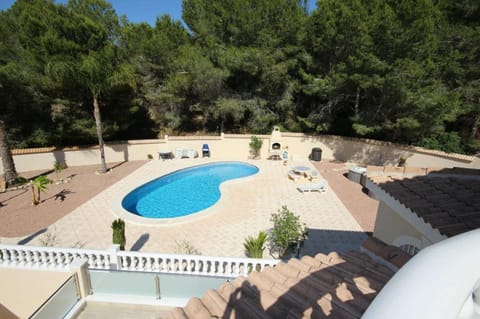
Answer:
[{"xmin": 1, "ymin": 133, "xmax": 479, "ymax": 173}]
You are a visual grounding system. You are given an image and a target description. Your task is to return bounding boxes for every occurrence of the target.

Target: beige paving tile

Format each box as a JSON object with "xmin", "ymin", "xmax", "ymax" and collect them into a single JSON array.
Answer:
[{"xmin": 9, "ymin": 158, "xmax": 366, "ymax": 258}]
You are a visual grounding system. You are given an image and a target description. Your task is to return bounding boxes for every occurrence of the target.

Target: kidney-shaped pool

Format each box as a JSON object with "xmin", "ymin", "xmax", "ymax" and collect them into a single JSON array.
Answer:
[{"xmin": 121, "ymin": 162, "xmax": 259, "ymax": 219}]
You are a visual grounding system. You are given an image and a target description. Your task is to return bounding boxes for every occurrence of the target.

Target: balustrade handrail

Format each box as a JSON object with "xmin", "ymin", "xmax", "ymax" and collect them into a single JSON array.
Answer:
[
  {"xmin": 0, "ymin": 244, "xmax": 279, "ymax": 277},
  {"xmin": 362, "ymin": 229, "xmax": 480, "ymax": 319}
]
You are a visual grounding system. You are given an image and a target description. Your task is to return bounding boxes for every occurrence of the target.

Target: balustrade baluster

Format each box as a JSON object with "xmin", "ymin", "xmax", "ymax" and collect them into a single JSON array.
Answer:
[
  {"xmin": 225, "ymin": 262, "xmax": 232, "ymax": 276},
  {"xmin": 56, "ymin": 252, "xmax": 64, "ymax": 267},
  {"xmin": 145, "ymin": 257, "xmax": 152, "ymax": 271},
  {"xmin": 186, "ymin": 259, "xmax": 193, "ymax": 273},
  {"xmin": 39, "ymin": 250, "xmax": 46, "ymax": 265},
  {"xmin": 218, "ymin": 261, "xmax": 224, "ymax": 276},
  {"xmin": 202, "ymin": 260, "xmax": 208, "ymax": 274},
  {"xmin": 153, "ymin": 257, "xmax": 160, "ymax": 271},
  {"xmin": 1, "ymin": 248, "xmax": 7, "ymax": 263},
  {"xmin": 94, "ymin": 254, "xmax": 100, "ymax": 268},
  {"xmin": 130, "ymin": 256, "xmax": 138, "ymax": 270},
  {"xmin": 87, "ymin": 254, "xmax": 95, "ymax": 268},
  {"xmin": 160, "ymin": 258, "xmax": 166, "ymax": 272},
  {"xmin": 32, "ymin": 250, "xmax": 40, "ymax": 267},
  {"xmin": 139, "ymin": 257, "xmax": 146, "ymax": 270},
  {"xmin": 48, "ymin": 251, "xmax": 56, "ymax": 268},
  {"xmin": 118, "ymin": 255, "xmax": 125, "ymax": 269},
  {"xmin": 16, "ymin": 250, "xmax": 25, "ymax": 266},
  {"xmin": 24, "ymin": 250, "xmax": 33, "ymax": 267}
]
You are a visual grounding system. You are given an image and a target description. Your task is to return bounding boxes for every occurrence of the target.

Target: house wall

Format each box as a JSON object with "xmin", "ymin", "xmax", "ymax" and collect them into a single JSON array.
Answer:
[
  {"xmin": 0, "ymin": 268, "xmax": 71, "ymax": 318},
  {"xmin": 1, "ymin": 133, "xmax": 477, "ymax": 173},
  {"xmin": 373, "ymin": 201, "xmax": 427, "ymax": 250}
]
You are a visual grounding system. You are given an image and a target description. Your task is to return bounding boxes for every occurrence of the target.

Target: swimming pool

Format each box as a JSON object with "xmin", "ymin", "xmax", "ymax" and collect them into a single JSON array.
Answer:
[{"xmin": 121, "ymin": 162, "xmax": 259, "ymax": 219}]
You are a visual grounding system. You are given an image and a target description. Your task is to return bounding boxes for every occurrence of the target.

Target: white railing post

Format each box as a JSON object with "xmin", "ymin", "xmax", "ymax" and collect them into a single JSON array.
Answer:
[
  {"xmin": 108, "ymin": 245, "xmax": 120, "ymax": 270},
  {"xmin": 69, "ymin": 258, "xmax": 91, "ymax": 298}
]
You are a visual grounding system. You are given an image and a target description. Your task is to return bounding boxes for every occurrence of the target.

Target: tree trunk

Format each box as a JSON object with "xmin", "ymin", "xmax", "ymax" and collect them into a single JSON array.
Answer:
[
  {"xmin": 0, "ymin": 117, "xmax": 17, "ymax": 186},
  {"xmin": 470, "ymin": 112, "xmax": 479, "ymax": 140},
  {"xmin": 93, "ymin": 95, "xmax": 108, "ymax": 173},
  {"xmin": 354, "ymin": 86, "xmax": 360, "ymax": 117},
  {"xmin": 31, "ymin": 184, "xmax": 37, "ymax": 205}
]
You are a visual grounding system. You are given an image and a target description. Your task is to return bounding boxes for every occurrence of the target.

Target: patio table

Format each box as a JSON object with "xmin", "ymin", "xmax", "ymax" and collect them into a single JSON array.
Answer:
[{"xmin": 293, "ymin": 166, "xmax": 310, "ymax": 175}]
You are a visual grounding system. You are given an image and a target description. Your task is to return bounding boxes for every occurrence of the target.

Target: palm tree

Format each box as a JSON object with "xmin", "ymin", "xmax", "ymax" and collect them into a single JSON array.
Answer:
[
  {"xmin": 0, "ymin": 117, "xmax": 17, "ymax": 186},
  {"xmin": 78, "ymin": 46, "xmax": 135, "ymax": 173},
  {"xmin": 30, "ymin": 175, "xmax": 52, "ymax": 205}
]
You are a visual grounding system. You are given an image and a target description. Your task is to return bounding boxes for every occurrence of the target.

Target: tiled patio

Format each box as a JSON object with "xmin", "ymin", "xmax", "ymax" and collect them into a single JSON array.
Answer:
[{"xmin": 1, "ymin": 158, "xmax": 371, "ymax": 259}]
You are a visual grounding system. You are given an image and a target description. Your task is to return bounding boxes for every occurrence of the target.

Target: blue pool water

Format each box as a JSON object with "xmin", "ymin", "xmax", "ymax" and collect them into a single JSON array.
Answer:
[{"xmin": 121, "ymin": 162, "xmax": 259, "ymax": 218}]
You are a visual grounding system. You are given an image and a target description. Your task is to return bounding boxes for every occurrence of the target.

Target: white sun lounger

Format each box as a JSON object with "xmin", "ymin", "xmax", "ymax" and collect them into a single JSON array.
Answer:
[
  {"xmin": 307, "ymin": 170, "xmax": 320, "ymax": 180},
  {"xmin": 297, "ymin": 180, "xmax": 328, "ymax": 193}
]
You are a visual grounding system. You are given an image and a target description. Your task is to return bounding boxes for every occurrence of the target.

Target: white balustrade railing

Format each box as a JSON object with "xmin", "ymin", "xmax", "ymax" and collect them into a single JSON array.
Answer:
[
  {"xmin": 0, "ymin": 244, "xmax": 112, "ymax": 270},
  {"xmin": 116, "ymin": 251, "xmax": 278, "ymax": 277},
  {"xmin": 362, "ymin": 229, "xmax": 480, "ymax": 319},
  {"xmin": 0, "ymin": 244, "xmax": 279, "ymax": 277}
]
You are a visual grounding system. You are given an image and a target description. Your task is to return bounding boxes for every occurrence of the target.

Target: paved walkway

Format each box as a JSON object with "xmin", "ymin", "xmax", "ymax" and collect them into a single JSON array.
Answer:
[
  {"xmin": 313, "ymin": 161, "xmax": 379, "ymax": 233},
  {"xmin": 1, "ymin": 158, "xmax": 368, "ymax": 258}
]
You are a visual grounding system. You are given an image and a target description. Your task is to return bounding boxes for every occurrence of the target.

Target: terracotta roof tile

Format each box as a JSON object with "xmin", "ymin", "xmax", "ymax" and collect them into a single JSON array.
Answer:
[
  {"xmin": 167, "ymin": 251, "xmax": 396, "ymax": 319},
  {"xmin": 368, "ymin": 169, "xmax": 480, "ymax": 237}
]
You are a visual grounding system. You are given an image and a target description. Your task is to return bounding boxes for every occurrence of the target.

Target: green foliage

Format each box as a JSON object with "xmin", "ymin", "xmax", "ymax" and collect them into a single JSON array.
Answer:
[
  {"xmin": 420, "ymin": 132, "xmax": 465, "ymax": 154},
  {"xmin": 270, "ymin": 206, "xmax": 306, "ymax": 257},
  {"xmin": 249, "ymin": 136, "xmax": 263, "ymax": 158},
  {"xmin": 243, "ymin": 231, "xmax": 268, "ymax": 258},
  {"xmin": 15, "ymin": 176, "xmax": 28, "ymax": 185},
  {"xmin": 53, "ymin": 161, "xmax": 67, "ymax": 177},
  {"xmin": 111, "ymin": 218, "xmax": 126, "ymax": 250},
  {"xmin": 0, "ymin": 0, "xmax": 478, "ymax": 155},
  {"xmin": 30, "ymin": 175, "xmax": 52, "ymax": 205}
]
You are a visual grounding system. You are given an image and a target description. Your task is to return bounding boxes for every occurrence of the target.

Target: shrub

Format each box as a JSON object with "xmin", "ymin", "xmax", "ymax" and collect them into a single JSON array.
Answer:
[
  {"xmin": 249, "ymin": 136, "xmax": 263, "ymax": 159},
  {"xmin": 270, "ymin": 206, "xmax": 306, "ymax": 257},
  {"xmin": 111, "ymin": 219, "xmax": 126, "ymax": 250},
  {"xmin": 420, "ymin": 132, "xmax": 464, "ymax": 154},
  {"xmin": 175, "ymin": 240, "xmax": 201, "ymax": 255},
  {"xmin": 244, "ymin": 231, "xmax": 268, "ymax": 258},
  {"xmin": 53, "ymin": 161, "xmax": 67, "ymax": 177},
  {"xmin": 39, "ymin": 229, "xmax": 58, "ymax": 247}
]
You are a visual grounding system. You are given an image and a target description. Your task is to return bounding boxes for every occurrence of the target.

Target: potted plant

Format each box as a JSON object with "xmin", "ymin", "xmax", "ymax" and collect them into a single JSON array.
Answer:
[
  {"xmin": 270, "ymin": 206, "xmax": 306, "ymax": 258},
  {"xmin": 111, "ymin": 219, "xmax": 126, "ymax": 250}
]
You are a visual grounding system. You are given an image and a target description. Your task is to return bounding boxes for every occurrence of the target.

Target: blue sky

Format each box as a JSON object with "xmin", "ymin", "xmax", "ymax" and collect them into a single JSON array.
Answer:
[
  {"xmin": 0, "ymin": 0, "xmax": 317, "ymax": 26},
  {"xmin": 0, "ymin": 0, "xmax": 184, "ymax": 25}
]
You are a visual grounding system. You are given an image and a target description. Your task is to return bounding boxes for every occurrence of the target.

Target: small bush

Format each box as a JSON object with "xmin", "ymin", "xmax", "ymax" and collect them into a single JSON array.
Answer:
[
  {"xmin": 244, "ymin": 231, "xmax": 268, "ymax": 258},
  {"xmin": 39, "ymin": 229, "xmax": 58, "ymax": 247},
  {"xmin": 147, "ymin": 154, "xmax": 153, "ymax": 160},
  {"xmin": 249, "ymin": 136, "xmax": 263, "ymax": 159},
  {"xmin": 15, "ymin": 176, "xmax": 28, "ymax": 185},
  {"xmin": 270, "ymin": 206, "xmax": 306, "ymax": 258},
  {"xmin": 111, "ymin": 219, "xmax": 126, "ymax": 250},
  {"xmin": 175, "ymin": 240, "xmax": 201, "ymax": 255},
  {"xmin": 53, "ymin": 161, "xmax": 67, "ymax": 175}
]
